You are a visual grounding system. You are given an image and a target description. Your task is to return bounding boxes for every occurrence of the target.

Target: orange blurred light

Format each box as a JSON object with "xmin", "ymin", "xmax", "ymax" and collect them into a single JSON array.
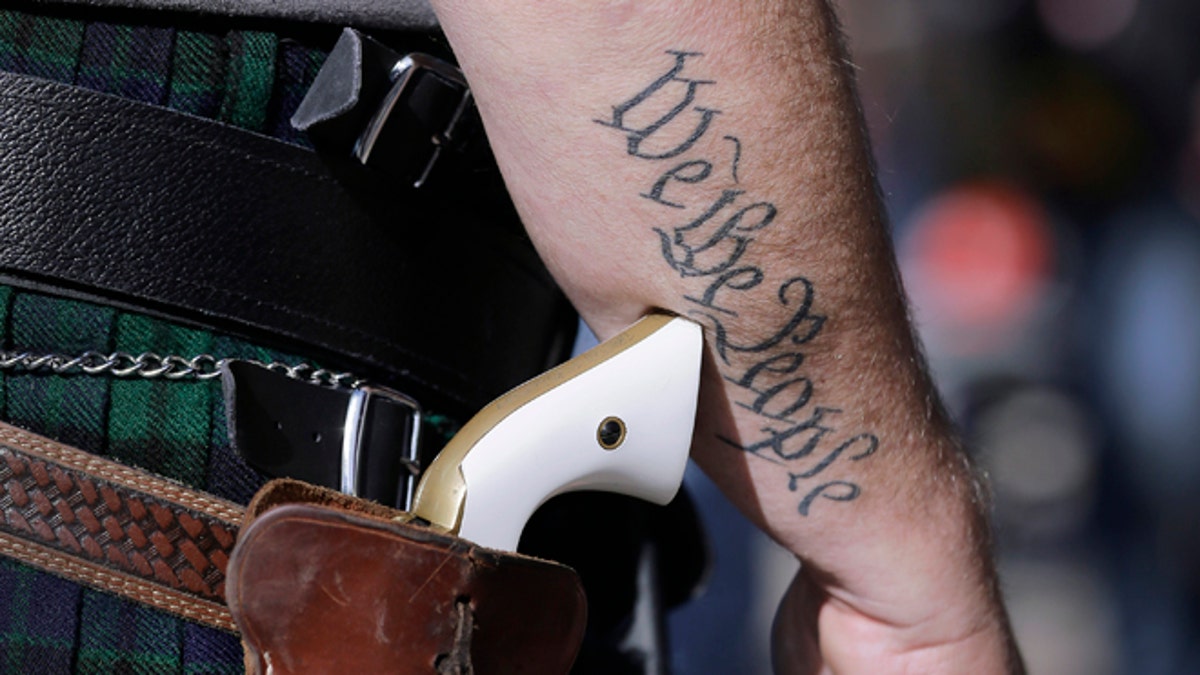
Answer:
[{"xmin": 903, "ymin": 182, "xmax": 1054, "ymax": 331}]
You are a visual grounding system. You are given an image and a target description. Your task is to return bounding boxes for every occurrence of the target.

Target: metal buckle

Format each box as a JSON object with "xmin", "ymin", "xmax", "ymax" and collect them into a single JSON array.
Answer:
[
  {"xmin": 354, "ymin": 54, "xmax": 474, "ymax": 189},
  {"xmin": 223, "ymin": 359, "xmax": 428, "ymax": 510},
  {"xmin": 341, "ymin": 384, "xmax": 424, "ymax": 510}
]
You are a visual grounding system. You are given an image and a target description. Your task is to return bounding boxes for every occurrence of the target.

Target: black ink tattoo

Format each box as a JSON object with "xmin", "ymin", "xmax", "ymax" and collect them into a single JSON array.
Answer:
[
  {"xmin": 684, "ymin": 266, "xmax": 762, "ymax": 316},
  {"xmin": 599, "ymin": 50, "xmax": 880, "ymax": 516},
  {"xmin": 739, "ymin": 406, "xmax": 841, "ymax": 462},
  {"xmin": 794, "ymin": 481, "xmax": 861, "ymax": 517},
  {"xmin": 716, "ymin": 277, "xmax": 825, "ymax": 360},
  {"xmin": 641, "ymin": 160, "xmax": 713, "ymax": 209},
  {"xmin": 723, "ymin": 135, "xmax": 742, "ymax": 183},
  {"xmin": 595, "ymin": 50, "xmax": 721, "ymax": 160}
]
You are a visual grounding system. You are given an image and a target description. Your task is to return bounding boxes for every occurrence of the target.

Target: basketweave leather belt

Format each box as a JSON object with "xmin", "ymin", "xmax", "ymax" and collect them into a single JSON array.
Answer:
[
  {"xmin": 0, "ymin": 420, "xmax": 242, "ymax": 631},
  {"xmin": 0, "ymin": 68, "xmax": 576, "ymax": 421}
]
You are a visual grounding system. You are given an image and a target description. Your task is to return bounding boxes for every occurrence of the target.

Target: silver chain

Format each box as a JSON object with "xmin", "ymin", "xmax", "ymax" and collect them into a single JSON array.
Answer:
[{"xmin": 0, "ymin": 350, "xmax": 364, "ymax": 389}]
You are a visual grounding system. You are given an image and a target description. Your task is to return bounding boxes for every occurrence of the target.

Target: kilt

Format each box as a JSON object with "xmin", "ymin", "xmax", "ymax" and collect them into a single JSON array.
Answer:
[{"xmin": 0, "ymin": 8, "xmax": 348, "ymax": 671}]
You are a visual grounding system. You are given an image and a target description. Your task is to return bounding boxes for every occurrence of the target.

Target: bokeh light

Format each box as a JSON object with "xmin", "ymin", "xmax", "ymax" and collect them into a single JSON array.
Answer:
[
  {"xmin": 1037, "ymin": 0, "xmax": 1138, "ymax": 50},
  {"xmin": 900, "ymin": 182, "xmax": 1054, "ymax": 352}
]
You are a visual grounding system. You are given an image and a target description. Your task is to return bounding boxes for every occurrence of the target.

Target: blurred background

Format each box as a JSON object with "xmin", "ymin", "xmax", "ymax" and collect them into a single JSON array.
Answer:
[{"xmin": 666, "ymin": 1, "xmax": 1200, "ymax": 672}]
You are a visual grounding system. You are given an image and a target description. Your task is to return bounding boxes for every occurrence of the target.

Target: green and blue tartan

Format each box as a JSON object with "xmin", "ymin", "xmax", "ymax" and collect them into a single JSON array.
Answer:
[{"xmin": 0, "ymin": 6, "xmax": 332, "ymax": 673}]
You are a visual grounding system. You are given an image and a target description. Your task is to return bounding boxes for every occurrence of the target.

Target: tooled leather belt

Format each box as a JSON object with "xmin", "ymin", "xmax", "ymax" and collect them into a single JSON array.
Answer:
[
  {"xmin": 0, "ymin": 69, "xmax": 576, "ymax": 419},
  {"xmin": 0, "ymin": 420, "xmax": 242, "ymax": 631}
]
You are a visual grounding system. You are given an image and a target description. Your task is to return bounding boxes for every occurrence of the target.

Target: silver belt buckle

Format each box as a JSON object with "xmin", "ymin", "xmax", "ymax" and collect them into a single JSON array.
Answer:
[
  {"xmin": 355, "ymin": 54, "xmax": 474, "ymax": 188},
  {"xmin": 224, "ymin": 360, "xmax": 427, "ymax": 510},
  {"xmin": 341, "ymin": 384, "xmax": 424, "ymax": 510}
]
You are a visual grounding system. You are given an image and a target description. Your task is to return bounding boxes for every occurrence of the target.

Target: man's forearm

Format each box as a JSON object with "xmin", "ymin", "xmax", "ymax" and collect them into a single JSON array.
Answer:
[{"xmin": 425, "ymin": 1, "xmax": 1019, "ymax": 671}]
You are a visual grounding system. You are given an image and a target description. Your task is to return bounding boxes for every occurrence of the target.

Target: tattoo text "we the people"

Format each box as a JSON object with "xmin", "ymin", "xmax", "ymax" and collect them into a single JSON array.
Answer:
[{"xmin": 596, "ymin": 50, "xmax": 879, "ymax": 516}]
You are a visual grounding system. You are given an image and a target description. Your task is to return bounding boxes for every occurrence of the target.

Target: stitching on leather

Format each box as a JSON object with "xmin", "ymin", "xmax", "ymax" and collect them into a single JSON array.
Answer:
[
  {"xmin": 0, "ymin": 81, "xmax": 558, "ymax": 404},
  {"xmin": 0, "ymin": 89, "xmax": 339, "ymax": 186},
  {"xmin": 0, "ymin": 80, "xmax": 558, "ymax": 404},
  {"xmin": 0, "ymin": 239, "xmax": 475, "ymax": 404},
  {"xmin": 435, "ymin": 599, "xmax": 475, "ymax": 673},
  {"xmin": 0, "ymin": 428, "xmax": 244, "ymax": 521},
  {"xmin": 0, "ymin": 425, "xmax": 243, "ymax": 630},
  {"xmin": 0, "ymin": 533, "xmax": 236, "ymax": 631}
]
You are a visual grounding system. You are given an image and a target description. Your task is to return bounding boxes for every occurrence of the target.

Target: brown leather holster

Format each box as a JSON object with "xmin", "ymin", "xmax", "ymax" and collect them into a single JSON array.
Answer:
[{"xmin": 226, "ymin": 480, "xmax": 587, "ymax": 674}]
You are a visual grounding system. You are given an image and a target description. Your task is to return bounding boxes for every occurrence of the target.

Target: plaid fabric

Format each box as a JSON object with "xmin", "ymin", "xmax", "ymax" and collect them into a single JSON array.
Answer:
[
  {"xmin": 0, "ymin": 7, "xmax": 324, "ymax": 144},
  {"xmin": 0, "ymin": 6, "xmax": 335, "ymax": 673},
  {"xmin": 0, "ymin": 290, "xmax": 303, "ymax": 674}
]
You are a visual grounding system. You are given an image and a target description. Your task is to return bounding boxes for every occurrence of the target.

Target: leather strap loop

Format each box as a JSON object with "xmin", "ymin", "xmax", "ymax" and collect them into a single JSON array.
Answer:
[{"xmin": 0, "ymin": 71, "xmax": 575, "ymax": 416}]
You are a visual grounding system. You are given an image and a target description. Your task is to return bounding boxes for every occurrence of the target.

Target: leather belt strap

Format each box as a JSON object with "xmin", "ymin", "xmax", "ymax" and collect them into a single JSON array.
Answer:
[
  {"xmin": 0, "ymin": 421, "xmax": 242, "ymax": 632},
  {"xmin": 0, "ymin": 70, "xmax": 574, "ymax": 418}
]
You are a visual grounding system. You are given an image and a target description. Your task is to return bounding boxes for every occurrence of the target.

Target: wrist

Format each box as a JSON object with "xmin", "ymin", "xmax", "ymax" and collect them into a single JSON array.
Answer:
[{"xmin": 773, "ymin": 557, "xmax": 1021, "ymax": 675}]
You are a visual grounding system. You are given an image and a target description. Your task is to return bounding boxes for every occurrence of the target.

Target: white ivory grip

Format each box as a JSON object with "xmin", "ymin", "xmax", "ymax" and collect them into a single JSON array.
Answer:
[{"xmin": 411, "ymin": 314, "xmax": 704, "ymax": 551}]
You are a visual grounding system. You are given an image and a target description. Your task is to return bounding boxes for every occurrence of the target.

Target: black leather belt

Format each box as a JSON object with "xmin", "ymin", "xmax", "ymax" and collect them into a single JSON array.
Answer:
[{"xmin": 0, "ymin": 69, "xmax": 575, "ymax": 418}]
